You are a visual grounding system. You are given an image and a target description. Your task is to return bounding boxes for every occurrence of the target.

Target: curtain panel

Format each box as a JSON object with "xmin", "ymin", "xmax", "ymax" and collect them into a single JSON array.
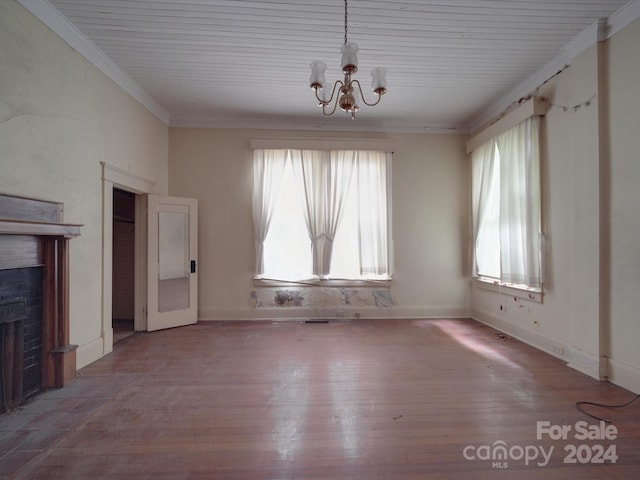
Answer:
[
  {"xmin": 470, "ymin": 116, "xmax": 542, "ymax": 289},
  {"xmin": 357, "ymin": 151, "xmax": 392, "ymax": 275},
  {"xmin": 496, "ymin": 116, "xmax": 541, "ymax": 288},
  {"xmin": 252, "ymin": 149, "xmax": 287, "ymax": 277}
]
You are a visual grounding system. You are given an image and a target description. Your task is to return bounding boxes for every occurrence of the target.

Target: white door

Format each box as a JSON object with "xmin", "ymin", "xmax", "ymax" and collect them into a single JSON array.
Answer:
[{"xmin": 147, "ymin": 195, "xmax": 198, "ymax": 331}]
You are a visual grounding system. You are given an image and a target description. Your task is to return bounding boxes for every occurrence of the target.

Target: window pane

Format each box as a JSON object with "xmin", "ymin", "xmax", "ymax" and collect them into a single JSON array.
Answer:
[
  {"xmin": 329, "ymin": 183, "xmax": 360, "ymax": 278},
  {"xmin": 475, "ymin": 148, "xmax": 501, "ymax": 279},
  {"xmin": 263, "ymin": 162, "xmax": 313, "ymax": 280}
]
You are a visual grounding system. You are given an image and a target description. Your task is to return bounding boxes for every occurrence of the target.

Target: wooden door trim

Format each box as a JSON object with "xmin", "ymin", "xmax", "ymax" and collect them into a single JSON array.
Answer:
[{"xmin": 101, "ymin": 162, "xmax": 155, "ymax": 355}]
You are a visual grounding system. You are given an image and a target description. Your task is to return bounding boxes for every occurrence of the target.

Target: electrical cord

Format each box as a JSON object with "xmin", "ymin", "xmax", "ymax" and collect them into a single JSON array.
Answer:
[{"xmin": 576, "ymin": 393, "xmax": 640, "ymax": 423}]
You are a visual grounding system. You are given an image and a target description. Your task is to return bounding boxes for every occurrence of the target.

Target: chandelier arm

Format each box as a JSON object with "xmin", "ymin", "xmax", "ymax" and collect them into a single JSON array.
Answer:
[
  {"xmin": 322, "ymin": 95, "xmax": 341, "ymax": 117},
  {"xmin": 352, "ymin": 79, "xmax": 383, "ymax": 107},
  {"xmin": 322, "ymin": 101, "xmax": 339, "ymax": 117},
  {"xmin": 313, "ymin": 87, "xmax": 326, "ymax": 105},
  {"xmin": 319, "ymin": 81, "xmax": 343, "ymax": 116},
  {"xmin": 314, "ymin": 80, "xmax": 341, "ymax": 105}
]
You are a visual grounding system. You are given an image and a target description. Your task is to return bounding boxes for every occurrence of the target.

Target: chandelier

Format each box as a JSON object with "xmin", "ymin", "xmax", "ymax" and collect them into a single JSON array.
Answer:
[{"xmin": 309, "ymin": 0, "xmax": 387, "ymax": 119}]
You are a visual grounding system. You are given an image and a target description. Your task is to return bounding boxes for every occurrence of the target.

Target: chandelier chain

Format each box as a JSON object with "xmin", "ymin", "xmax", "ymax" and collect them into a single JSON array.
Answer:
[{"xmin": 344, "ymin": 0, "xmax": 348, "ymax": 45}]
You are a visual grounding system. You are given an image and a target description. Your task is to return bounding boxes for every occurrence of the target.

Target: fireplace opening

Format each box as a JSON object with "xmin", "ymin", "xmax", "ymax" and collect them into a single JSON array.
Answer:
[{"xmin": 0, "ymin": 267, "xmax": 43, "ymax": 413}]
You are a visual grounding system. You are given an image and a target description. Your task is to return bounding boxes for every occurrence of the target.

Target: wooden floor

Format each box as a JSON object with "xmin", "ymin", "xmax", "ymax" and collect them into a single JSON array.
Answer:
[{"xmin": 3, "ymin": 319, "xmax": 640, "ymax": 479}]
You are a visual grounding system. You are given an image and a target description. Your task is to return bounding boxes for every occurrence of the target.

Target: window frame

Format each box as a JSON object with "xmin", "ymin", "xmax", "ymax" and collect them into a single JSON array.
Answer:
[
  {"xmin": 469, "ymin": 111, "xmax": 544, "ymax": 295},
  {"xmin": 252, "ymin": 147, "xmax": 394, "ymax": 284}
]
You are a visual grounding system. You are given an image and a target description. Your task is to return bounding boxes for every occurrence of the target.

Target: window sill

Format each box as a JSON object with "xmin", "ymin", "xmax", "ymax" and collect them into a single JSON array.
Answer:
[
  {"xmin": 253, "ymin": 277, "xmax": 392, "ymax": 288},
  {"xmin": 473, "ymin": 277, "xmax": 543, "ymax": 304}
]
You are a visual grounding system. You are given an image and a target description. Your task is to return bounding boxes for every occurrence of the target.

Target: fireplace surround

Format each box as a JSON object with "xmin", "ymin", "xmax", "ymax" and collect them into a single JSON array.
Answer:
[{"xmin": 0, "ymin": 193, "xmax": 81, "ymax": 413}]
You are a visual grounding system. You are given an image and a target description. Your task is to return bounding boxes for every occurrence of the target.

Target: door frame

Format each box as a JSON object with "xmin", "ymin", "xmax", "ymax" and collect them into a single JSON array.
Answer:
[{"xmin": 101, "ymin": 162, "xmax": 156, "ymax": 355}]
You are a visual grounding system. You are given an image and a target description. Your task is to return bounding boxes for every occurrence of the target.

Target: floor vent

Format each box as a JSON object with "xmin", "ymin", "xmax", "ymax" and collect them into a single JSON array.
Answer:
[{"xmin": 305, "ymin": 319, "xmax": 329, "ymax": 324}]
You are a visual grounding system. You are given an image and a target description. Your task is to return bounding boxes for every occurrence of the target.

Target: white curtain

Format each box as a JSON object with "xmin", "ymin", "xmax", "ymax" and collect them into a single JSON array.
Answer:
[
  {"xmin": 252, "ymin": 149, "xmax": 287, "ymax": 277},
  {"xmin": 291, "ymin": 149, "xmax": 326, "ymax": 277},
  {"xmin": 323, "ymin": 151, "xmax": 356, "ymax": 276},
  {"xmin": 496, "ymin": 116, "xmax": 541, "ymax": 287},
  {"xmin": 471, "ymin": 140, "xmax": 499, "ymax": 278},
  {"xmin": 292, "ymin": 150, "xmax": 355, "ymax": 278},
  {"xmin": 357, "ymin": 151, "xmax": 391, "ymax": 275}
]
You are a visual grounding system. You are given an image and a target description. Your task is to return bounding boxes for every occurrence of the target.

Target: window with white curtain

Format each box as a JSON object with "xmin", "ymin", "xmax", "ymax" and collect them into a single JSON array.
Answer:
[
  {"xmin": 253, "ymin": 149, "xmax": 392, "ymax": 282},
  {"xmin": 471, "ymin": 116, "xmax": 543, "ymax": 290}
]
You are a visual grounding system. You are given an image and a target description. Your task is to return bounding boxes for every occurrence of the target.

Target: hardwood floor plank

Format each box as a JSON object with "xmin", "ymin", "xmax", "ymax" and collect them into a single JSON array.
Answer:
[{"xmin": 11, "ymin": 319, "xmax": 640, "ymax": 479}]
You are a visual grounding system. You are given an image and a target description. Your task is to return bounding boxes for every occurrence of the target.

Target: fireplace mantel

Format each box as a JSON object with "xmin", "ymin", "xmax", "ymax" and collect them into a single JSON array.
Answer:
[
  {"xmin": 0, "ymin": 193, "xmax": 82, "ymax": 400},
  {"xmin": 0, "ymin": 218, "xmax": 81, "ymax": 237}
]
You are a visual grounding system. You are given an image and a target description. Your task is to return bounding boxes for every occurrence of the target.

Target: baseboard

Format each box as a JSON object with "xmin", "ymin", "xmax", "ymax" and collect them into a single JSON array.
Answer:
[
  {"xmin": 566, "ymin": 347, "xmax": 608, "ymax": 381},
  {"xmin": 471, "ymin": 308, "xmax": 606, "ymax": 381},
  {"xmin": 471, "ymin": 308, "xmax": 567, "ymax": 357},
  {"xmin": 199, "ymin": 306, "xmax": 471, "ymax": 322},
  {"xmin": 607, "ymin": 359, "xmax": 640, "ymax": 394},
  {"xmin": 75, "ymin": 337, "xmax": 105, "ymax": 370}
]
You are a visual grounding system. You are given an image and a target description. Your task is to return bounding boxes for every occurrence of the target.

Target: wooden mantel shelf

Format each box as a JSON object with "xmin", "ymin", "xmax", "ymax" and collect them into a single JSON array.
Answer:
[
  {"xmin": 0, "ymin": 218, "xmax": 82, "ymax": 237},
  {"xmin": 0, "ymin": 193, "xmax": 82, "ymax": 394}
]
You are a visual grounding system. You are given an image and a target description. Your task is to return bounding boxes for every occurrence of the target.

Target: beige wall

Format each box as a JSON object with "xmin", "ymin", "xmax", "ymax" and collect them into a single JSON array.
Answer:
[
  {"xmin": 471, "ymin": 44, "xmax": 602, "ymax": 377},
  {"xmin": 169, "ymin": 128, "xmax": 470, "ymax": 321},
  {"xmin": 0, "ymin": 1, "xmax": 169, "ymax": 368},
  {"xmin": 471, "ymin": 17, "xmax": 640, "ymax": 393},
  {"xmin": 608, "ymin": 18, "xmax": 640, "ymax": 392}
]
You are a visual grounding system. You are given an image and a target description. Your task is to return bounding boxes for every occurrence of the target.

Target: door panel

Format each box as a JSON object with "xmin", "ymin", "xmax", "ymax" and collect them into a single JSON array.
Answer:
[{"xmin": 147, "ymin": 195, "xmax": 197, "ymax": 331}]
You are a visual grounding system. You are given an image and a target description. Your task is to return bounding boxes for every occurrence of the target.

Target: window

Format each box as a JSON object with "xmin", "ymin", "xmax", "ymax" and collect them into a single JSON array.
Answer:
[
  {"xmin": 471, "ymin": 117, "xmax": 542, "ymax": 290},
  {"xmin": 253, "ymin": 149, "xmax": 392, "ymax": 282}
]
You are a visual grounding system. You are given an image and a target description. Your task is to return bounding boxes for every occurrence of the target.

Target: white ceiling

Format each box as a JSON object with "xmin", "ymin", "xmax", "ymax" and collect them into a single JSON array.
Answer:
[{"xmin": 29, "ymin": 0, "xmax": 638, "ymax": 133}]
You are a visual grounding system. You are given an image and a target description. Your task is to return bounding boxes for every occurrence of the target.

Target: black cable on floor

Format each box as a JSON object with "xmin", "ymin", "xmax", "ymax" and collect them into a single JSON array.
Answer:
[{"xmin": 576, "ymin": 393, "xmax": 640, "ymax": 423}]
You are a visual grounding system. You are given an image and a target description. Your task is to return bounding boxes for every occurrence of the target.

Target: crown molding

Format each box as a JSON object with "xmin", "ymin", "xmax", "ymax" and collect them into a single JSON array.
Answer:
[
  {"xmin": 466, "ymin": 97, "xmax": 548, "ymax": 153},
  {"xmin": 607, "ymin": 0, "xmax": 640, "ymax": 38},
  {"xmin": 469, "ymin": 21, "xmax": 600, "ymax": 132},
  {"xmin": 17, "ymin": 0, "xmax": 170, "ymax": 125},
  {"xmin": 470, "ymin": 1, "xmax": 640, "ymax": 133},
  {"xmin": 169, "ymin": 114, "xmax": 466, "ymax": 135}
]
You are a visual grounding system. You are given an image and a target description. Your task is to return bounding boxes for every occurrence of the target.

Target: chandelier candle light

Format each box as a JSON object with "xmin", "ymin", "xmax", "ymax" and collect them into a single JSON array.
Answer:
[{"xmin": 309, "ymin": 0, "xmax": 387, "ymax": 119}]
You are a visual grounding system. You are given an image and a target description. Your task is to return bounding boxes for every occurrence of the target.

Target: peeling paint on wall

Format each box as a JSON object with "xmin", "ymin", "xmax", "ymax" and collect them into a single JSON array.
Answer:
[
  {"xmin": 249, "ymin": 290, "xmax": 262, "ymax": 307},
  {"xmin": 373, "ymin": 289, "xmax": 393, "ymax": 307},
  {"xmin": 250, "ymin": 286, "xmax": 389, "ymax": 309},
  {"xmin": 275, "ymin": 290, "xmax": 304, "ymax": 306},
  {"xmin": 339, "ymin": 287, "xmax": 352, "ymax": 305}
]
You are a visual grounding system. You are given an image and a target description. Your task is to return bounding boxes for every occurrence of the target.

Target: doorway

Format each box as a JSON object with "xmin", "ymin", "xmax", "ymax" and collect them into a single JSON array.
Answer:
[
  {"xmin": 101, "ymin": 161, "xmax": 153, "ymax": 356},
  {"xmin": 101, "ymin": 162, "xmax": 198, "ymax": 356},
  {"xmin": 112, "ymin": 188, "xmax": 136, "ymax": 344}
]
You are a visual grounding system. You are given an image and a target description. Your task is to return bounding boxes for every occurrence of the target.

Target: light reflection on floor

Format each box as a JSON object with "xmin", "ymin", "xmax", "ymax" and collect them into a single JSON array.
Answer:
[
  {"xmin": 433, "ymin": 320, "xmax": 523, "ymax": 371},
  {"xmin": 267, "ymin": 320, "xmax": 535, "ymax": 465},
  {"xmin": 268, "ymin": 357, "xmax": 363, "ymax": 463},
  {"xmin": 270, "ymin": 362, "xmax": 310, "ymax": 460},
  {"xmin": 329, "ymin": 360, "xmax": 360, "ymax": 458}
]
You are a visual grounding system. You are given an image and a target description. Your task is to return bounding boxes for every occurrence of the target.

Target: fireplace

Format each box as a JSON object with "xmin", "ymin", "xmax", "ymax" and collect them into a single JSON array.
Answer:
[
  {"xmin": 0, "ymin": 268, "xmax": 43, "ymax": 413},
  {"xmin": 0, "ymin": 194, "xmax": 81, "ymax": 413}
]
